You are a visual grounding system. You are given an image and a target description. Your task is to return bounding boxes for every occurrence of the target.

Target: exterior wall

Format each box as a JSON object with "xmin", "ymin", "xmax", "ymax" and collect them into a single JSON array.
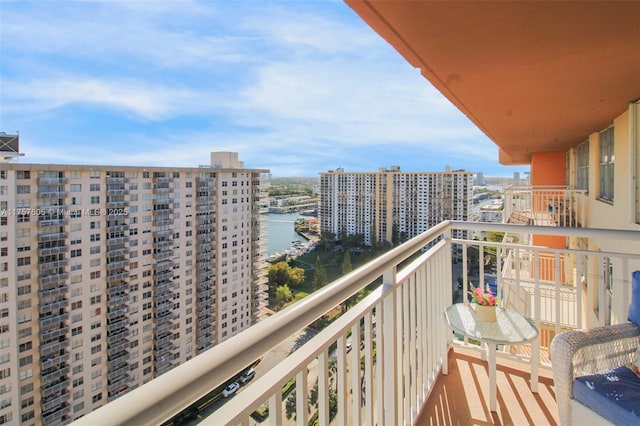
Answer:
[
  {"xmin": 530, "ymin": 152, "xmax": 566, "ymax": 186},
  {"xmin": 0, "ymin": 157, "xmax": 268, "ymax": 424},
  {"xmin": 565, "ymin": 104, "xmax": 640, "ymax": 328},
  {"xmin": 582, "ymin": 106, "xmax": 640, "ymax": 327},
  {"xmin": 530, "ymin": 151, "xmax": 567, "ymax": 248}
]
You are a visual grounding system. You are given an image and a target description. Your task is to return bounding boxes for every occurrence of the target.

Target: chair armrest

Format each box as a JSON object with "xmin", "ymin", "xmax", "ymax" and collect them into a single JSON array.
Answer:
[{"xmin": 550, "ymin": 322, "xmax": 640, "ymax": 425}]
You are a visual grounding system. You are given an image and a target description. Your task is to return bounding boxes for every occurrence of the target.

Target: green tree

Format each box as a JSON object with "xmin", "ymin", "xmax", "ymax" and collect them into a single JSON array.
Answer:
[
  {"xmin": 267, "ymin": 262, "xmax": 305, "ymax": 306},
  {"xmin": 268, "ymin": 261, "xmax": 305, "ymax": 287},
  {"xmin": 275, "ymin": 285, "xmax": 293, "ymax": 308},
  {"xmin": 370, "ymin": 225, "xmax": 377, "ymax": 247},
  {"xmin": 285, "ymin": 390, "xmax": 296, "ymax": 420},
  {"xmin": 340, "ymin": 250, "xmax": 359, "ymax": 313},
  {"xmin": 342, "ymin": 250, "xmax": 352, "ymax": 275},
  {"xmin": 313, "ymin": 256, "xmax": 327, "ymax": 290},
  {"xmin": 317, "ymin": 231, "xmax": 336, "ymax": 251},
  {"xmin": 342, "ymin": 233, "xmax": 363, "ymax": 251},
  {"xmin": 486, "ymin": 231, "xmax": 505, "ymax": 243}
]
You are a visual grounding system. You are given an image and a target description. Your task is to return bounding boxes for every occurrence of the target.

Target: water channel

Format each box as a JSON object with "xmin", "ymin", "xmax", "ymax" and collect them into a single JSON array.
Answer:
[{"xmin": 264, "ymin": 212, "xmax": 307, "ymax": 256}]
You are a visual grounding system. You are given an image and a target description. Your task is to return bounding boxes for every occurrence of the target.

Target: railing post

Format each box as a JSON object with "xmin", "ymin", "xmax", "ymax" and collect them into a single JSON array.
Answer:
[
  {"xmin": 318, "ymin": 349, "xmax": 329, "ymax": 425},
  {"xmin": 363, "ymin": 312, "xmax": 374, "ymax": 425},
  {"xmin": 381, "ymin": 267, "xmax": 398, "ymax": 425},
  {"xmin": 295, "ymin": 369, "xmax": 308, "ymax": 426},
  {"xmin": 350, "ymin": 324, "xmax": 361, "ymax": 425},
  {"xmin": 504, "ymin": 189, "xmax": 512, "ymax": 222},
  {"xmin": 402, "ymin": 275, "xmax": 410, "ymax": 422},
  {"xmin": 269, "ymin": 388, "xmax": 282, "ymax": 426},
  {"xmin": 442, "ymin": 228, "xmax": 453, "ymax": 375},
  {"xmin": 336, "ymin": 335, "xmax": 347, "ymax": 426}
]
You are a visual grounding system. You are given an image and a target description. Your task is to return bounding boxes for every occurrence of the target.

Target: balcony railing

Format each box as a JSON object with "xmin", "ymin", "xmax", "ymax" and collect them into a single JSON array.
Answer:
[
  {"xmin": 73, "ymin": 221, "xmax": 639, "ymax": 426},
  {"xmin": 503, "ymin": 185, "xmax": 587, "ymax": 227}
]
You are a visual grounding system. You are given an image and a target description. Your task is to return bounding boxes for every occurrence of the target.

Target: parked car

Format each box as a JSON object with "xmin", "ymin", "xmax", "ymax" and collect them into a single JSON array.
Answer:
[
  {"xmin": 240, "ymin": 368, "xmax": 256, "ymax": 384},
  {"xmin": 222, "ymin": 382, "xmax": 240, "ymax": 397}
]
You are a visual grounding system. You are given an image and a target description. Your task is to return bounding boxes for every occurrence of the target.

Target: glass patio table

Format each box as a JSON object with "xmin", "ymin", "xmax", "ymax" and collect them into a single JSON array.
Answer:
[{"xmin": 442, "ymin": 302, "xmax": 540, "ymax": 411}]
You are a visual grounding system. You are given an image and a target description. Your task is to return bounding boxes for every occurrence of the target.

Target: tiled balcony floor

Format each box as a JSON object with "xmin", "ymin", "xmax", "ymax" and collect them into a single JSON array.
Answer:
[{"xmin": 416, "ymin": 346, "xmax": 558, "ymax": 426}]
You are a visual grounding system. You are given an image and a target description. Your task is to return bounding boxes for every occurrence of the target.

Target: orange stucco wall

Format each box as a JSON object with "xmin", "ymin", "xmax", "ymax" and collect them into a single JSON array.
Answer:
[
  {"xmin": 531, "ymin": 151, "xmax": 566, "ymax": 248},
  {"xmin": 530, "ymin": 152, "xmax": 566, "ymax": 185}
]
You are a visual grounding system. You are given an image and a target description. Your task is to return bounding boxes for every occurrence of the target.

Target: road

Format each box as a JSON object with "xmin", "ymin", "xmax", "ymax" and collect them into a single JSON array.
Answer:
[{"xmin": 183, "ymin": 327, "xmax": 318, "ymax": 425}]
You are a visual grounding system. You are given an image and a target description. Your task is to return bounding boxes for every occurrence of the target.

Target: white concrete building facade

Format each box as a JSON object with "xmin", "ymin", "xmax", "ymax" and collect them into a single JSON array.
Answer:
[
  {"xmin": 320, "ymin": 166, "xmax": 472, "ymax": 245},
  {"xmin": 0, "ymin": 152, "xmax": 268, "ymax": 424}
]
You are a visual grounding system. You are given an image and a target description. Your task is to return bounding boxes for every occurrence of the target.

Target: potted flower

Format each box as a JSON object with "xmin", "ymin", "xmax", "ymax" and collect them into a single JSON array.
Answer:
[{"xmin": 469, "ymin": 286, "xmax": 499, "ymax": 322}]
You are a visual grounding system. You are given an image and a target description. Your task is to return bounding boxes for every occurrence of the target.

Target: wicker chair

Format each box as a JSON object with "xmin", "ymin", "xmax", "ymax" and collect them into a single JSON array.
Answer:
[{"xmin": 550, "ymin": 322, "xmax": 640, "ymax": 425}]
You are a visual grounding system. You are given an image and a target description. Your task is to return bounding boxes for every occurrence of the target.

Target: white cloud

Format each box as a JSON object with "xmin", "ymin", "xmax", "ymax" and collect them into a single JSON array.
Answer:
[
  {"xmin": 234, "ymin": 59, "xmax": 478, "ymax": 145},
  {"xmin": 1, "ymin": 1, "xmax": 518, "ymax": 177},
  {"xmin": 2, "ymin": 76, "xmax": 223, "ymax": 120}
]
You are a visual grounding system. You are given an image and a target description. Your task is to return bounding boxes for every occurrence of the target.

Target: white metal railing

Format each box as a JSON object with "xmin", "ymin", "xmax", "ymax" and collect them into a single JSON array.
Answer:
[
  {"xmin": 72, "ymin": 221, "xmax": 639, "ymax": 426},
  {"xmin": 503, "ymin": 185, "xmax": 587, "ymax": 227}
]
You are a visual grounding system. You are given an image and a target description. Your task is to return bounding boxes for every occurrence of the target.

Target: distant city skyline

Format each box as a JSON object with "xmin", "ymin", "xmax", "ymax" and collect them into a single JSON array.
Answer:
[{"xmin": 1, "ymin": 1, "xmax": 528, "ymax": 178}]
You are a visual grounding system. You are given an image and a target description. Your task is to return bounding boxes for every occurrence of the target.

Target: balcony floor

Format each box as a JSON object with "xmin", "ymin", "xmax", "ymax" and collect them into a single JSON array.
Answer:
[{"xmin": 416, "ymin": 346, "xmax": 558, "ymax": 426}]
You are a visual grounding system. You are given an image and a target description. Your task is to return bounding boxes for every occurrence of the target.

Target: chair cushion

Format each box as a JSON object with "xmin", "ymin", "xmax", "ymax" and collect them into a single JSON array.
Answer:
[
  {"xmin": 629, "ymin": 271, "xmax": 640, "ymax": 327},
  {"xmin": 573, "ymin": 365, "xmax": 640, "ymax": 425}
]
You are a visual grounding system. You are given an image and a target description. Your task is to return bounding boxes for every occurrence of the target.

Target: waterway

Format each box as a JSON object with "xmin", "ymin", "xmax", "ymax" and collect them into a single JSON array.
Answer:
[{"xmin": 264, "ymin": 212, "xmax": 307, "ymax": 256}]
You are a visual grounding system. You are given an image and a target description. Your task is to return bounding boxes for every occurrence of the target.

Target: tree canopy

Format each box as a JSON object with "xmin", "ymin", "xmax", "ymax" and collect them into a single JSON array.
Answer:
[
  {"xmin": 267, "ymin": 261, "xmax": 305, "ymax": 288},
  {"xmin": 275, "ymin": 285, "xmax": 293, "ymax": 308},
  {"xmin": 313, "ymin": 256, "xmax": 327, "ymax": 290}
]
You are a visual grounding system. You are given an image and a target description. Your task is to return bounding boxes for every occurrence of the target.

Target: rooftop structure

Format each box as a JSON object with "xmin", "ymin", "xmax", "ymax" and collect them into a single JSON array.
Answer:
[{"xmin": 0, "ymin": 132, "xmax": 23, "ymax": 162}]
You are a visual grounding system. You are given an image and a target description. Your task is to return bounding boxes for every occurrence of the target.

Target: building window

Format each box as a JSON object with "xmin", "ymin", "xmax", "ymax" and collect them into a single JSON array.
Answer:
[
  {"xmin": 574, "ymin": 140, "xmax": 589, "ymax": 191},
  {"xmin": 599, "ymin": 126, "xmax": 614, "ymax": 202},
  {"xmin": 20, "ymin": 383, "xmax": 33, "ymax": 395},
  {"xmin": 16, "ymin": 185, "xmax": 30, "ymax": 194}
]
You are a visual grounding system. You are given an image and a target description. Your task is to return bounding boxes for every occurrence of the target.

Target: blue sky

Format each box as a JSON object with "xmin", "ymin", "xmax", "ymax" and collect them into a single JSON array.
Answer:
[{"xmin": 1, "ymin": 0, "xmax": 526, "ymax": 177}]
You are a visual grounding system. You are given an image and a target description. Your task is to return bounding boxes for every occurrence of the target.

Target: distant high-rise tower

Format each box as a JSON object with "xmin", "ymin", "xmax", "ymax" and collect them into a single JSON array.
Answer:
[
  {"xmin": 319, "ymin": 166, "xmax": 472, "ymax": 246},
  {"xmin": 476, "ymin": 172, "xmax": 484, "ymax": 186},
  {"xmin": 0, "ymin": 152, "xmax": 268, "ymax": 424}
]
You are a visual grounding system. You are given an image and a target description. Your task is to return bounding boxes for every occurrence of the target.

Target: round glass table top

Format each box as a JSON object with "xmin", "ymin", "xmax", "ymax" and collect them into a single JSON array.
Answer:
[{"xmin": 443, "ymin": 303, "xmax": 538, "ymax": 345}]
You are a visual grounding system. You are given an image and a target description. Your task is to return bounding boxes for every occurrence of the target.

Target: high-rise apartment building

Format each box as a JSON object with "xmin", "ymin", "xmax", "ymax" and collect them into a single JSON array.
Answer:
[
  {"xmin": 319, "ymin": 166, "xmax": 472, "ymax": 246},
  {"xmin": 0, "ymin": 151, "xmax": 268, "ymax": 425}
]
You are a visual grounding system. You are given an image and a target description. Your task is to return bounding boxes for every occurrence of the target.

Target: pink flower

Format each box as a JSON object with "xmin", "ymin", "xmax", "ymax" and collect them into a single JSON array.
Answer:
[{"xmin": 469, "ymin": 286, "xmax": 500, "ymax": 306}]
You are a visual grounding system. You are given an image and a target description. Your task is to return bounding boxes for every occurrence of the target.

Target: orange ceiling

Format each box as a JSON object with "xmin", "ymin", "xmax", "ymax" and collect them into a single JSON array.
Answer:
[{"xmin": 345, "ymin": 1, "xmax": 640, "ymax": 165}]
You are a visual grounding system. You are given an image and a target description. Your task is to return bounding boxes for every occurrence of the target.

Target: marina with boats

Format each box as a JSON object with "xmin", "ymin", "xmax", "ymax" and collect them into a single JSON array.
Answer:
[{"xmin": 264, "ymin": 212, "xmax": 319, "ymax": 262}]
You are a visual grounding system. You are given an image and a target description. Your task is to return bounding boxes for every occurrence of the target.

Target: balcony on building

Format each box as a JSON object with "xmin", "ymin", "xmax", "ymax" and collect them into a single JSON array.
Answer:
[{"xmin": 72, "ymin": 2, "xmax": 639, "ymax": 426}]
